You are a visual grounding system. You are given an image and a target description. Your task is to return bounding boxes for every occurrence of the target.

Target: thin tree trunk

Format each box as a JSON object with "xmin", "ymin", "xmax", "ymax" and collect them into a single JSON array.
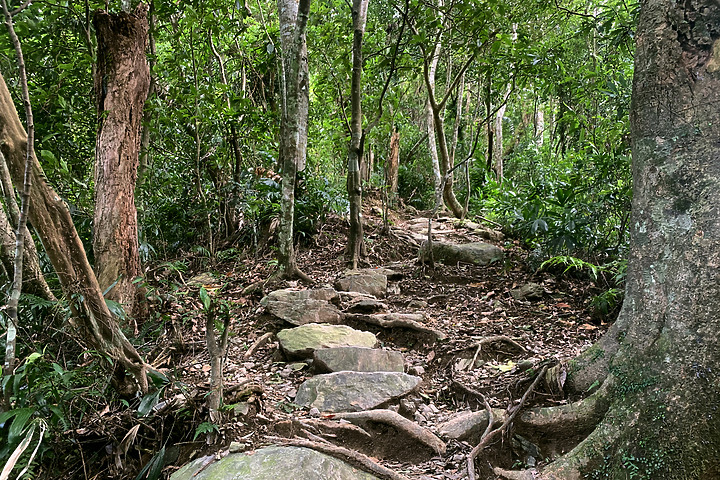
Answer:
[
  {"xmin": 93, "ymin": 5, "xmax": 150, "ymax": 319},
  {"xmin": 277, "ymin": 0, "xmax": 311, "ymax": 281},
  {"xmin": 426, "ymin": 40, "xmax": 442, "ymax": 201},
  {"xmin": 1, "ymin": 0, "xmax": 33, "ymax": 386},
  {"xmin": 346, "ymin": 0, "xmax": 369, "ymax": 269},
  {"xmin": 534, "ymin": 101, "xmax": 544, "ymax": 148},
  {"xmin": 449, "ymin": 71, "xmax": 465, "ymax": 165},
  {"xmin": 386, "ymin": 127, "xmax": 400, "ymax": 199},
  {"xmin": 0, "ymin": 72, "xmax": 148, "ymax": 392}
]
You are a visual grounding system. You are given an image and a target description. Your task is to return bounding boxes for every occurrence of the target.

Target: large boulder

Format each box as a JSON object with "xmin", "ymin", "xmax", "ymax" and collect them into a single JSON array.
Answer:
[
  {"xmin": 335, "ymin": 269, "xmax": 389, "ymax": 298},
  {"xmin": 277, "ymin": 324, "xmax": 377, "ymax": 359},
  {"xmin": 313, "ymin": 347, "xmax": 404, "ymax": 373},
  {"xmin": 420, "ymin": 241, "xmax": 504, "ymax": 266},
  {"xmin": 170, "ymin": 446, "xmax": 379, "ymax": 480},
  {"xmin": 295, "ymin": 371, "xmax": 421, "ymax": 412},
  {"xmin": 261, "ymin": 288, "xmax": 342, "ymax": 326}
]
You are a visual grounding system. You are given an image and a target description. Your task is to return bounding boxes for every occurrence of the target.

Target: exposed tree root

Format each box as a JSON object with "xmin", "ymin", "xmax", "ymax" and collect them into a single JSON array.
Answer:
[
  {"xmin": 243, "ymin": 332, "xmax": 273, "ymax": 359},
  {"xmin": 345, "ymin": 313, "xmax": 446, "ymax": 340},
  {"xmin": 494, "ymin": 376, "xmax": 619, "ymax": 480},
  {"xmin": 556, "ymin": 312, "xmax": 627, "ymax": 395},
  {"xmin": 265, "ymin": 435, "xmax": 411, "ymax": 480},
  {"xmin": 467, "ymin": 366, "xmax": 547, "ymax": 480},
  {"xmin": 515, "ymin": 377, "xmax": 612, "ymax": 440},
  {"xmin": 328, "ymin": 409, "xmax": 447, "ymax": 455}
]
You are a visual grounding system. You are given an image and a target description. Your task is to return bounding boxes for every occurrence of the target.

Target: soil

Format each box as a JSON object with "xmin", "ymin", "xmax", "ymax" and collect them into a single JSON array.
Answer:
[{"xmin": 49, "ymin": 202, "xmax": 615, "ymax": 480}]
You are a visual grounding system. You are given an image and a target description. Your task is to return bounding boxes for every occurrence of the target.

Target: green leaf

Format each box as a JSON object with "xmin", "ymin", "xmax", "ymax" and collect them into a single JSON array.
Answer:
[
  {"xmin": 199, "ymin": 287, "xmax": 211, "ymax": 311},
  {"xmin": 8, "ymin": 407, "xmax": 35, "ymax": 444},
  {"xmin": 193, "ymin": 421, "xmax": 218, "ymax": 441},
  {"xmin": 137, "ymin": 391, "xmax": 161, "ymax": 417}
]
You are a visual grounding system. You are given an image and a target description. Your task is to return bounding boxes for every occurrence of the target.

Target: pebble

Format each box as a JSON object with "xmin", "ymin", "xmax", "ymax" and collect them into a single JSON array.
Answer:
[{"xmin": 309, "ymin": 407, "xmax": 320, "ymax": 417}]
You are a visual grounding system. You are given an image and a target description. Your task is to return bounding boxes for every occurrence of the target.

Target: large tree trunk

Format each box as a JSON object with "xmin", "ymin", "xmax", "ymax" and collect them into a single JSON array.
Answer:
[
  {"xmin": 497, "ymin": 1, "xmax": 720, "ymax": 478},
  {"xmin": 0, "ymin": 73, "xmax": 148, "ymax": 392},
  {"xmin": 346, "ymin": 0, "xmax": 369, "ymax": 269},
  {"xmin": 0, "ymin": 152, "xmax": 54, "ymax": 301},
  {"xmin": 277, "ymin": 0, "xmax": 311, "ymax": 281},
  {"xmin": 93, "ymin": 5, "xmax": 150, "ymax": 319}
]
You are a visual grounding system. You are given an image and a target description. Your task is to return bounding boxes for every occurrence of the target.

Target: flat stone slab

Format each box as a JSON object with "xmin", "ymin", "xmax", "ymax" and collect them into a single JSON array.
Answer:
[
  {"xmin": 420, "ymin": 241, "xmax": 504, "ymax": 266},
  {"xmin": 277, "ymin": 324, "xmax": 377, "ymax": 359},
  {"xmin": 313, "ymin": 347, "xmax": 404, "ymax": 373},
  {"xmin": 295, "ymin": 372, "xmax": 421, "ymax": 412},
  {"xmin": 261, "ymin": 288, "xmax": 342, "ymax": 326},
  {"xmin": 170, "ymin": 446, "xmax": 379, "ymax": 480},
  {"xmin": 335, "ymin": 269, "xmax": 389, "ymax": 298}
]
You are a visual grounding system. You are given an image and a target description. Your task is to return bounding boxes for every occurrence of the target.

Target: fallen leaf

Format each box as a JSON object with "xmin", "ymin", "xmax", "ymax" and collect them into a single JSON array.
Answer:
[
  {"xmin": 578, "ymin": 324, "xmax": 598, "ymax": 330},
  {"xmin": 555, "ymin": 302, "xmax": 572, "ymax": 309}
]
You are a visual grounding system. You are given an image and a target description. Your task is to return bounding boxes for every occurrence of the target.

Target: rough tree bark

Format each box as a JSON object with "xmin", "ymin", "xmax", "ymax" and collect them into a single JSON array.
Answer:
[
  {"xmin": 277, "ymin": 0, "xmax": 311, "ymax": 281},
  {"xmin": 93, "ymin": 5, "xmax": 150, "ymax": 319},
  {"xmin": 496, "ymin": 1, "xmax": 720, "ymax": 478},
  {"xmin": 0, "ymin": 73, "xmax": 148, "ymax": 392},
  {"xmin": 0, "ymin": 152, "xmax": 54, "ymax": 301},
  {"xmin": 386, "ymin": 127, "xmax": 399, "ymax": 199},
  {"xmin": 346, "ymin": 0, "xmax": 369, "ymax": 269}
]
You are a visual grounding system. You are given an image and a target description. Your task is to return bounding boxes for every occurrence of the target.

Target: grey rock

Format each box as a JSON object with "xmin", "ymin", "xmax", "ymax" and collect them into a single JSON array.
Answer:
[
  {"xmin": 277, "ymin": 324, "xmax": 377, "ymax": 359},
  {"xmin": 262, "ymin": 287, "xmax": 339, "ymax": 304},
  {"xmin": 313, "ymin": 347, "xmax": 404, "ymax": 373},
  {"xmin": 510, "ymin": 282, "xmax": 544, "ymax": 301},
  {"xmin": 261, "ymin": 288, "xmax": 342, "ymax": 326},
  {"xmin": 295, "ymin": 372, "xmax": 422, "ymax": 412},
  {"xmin": 335, "ymin": 269, "xmax": 388, "ymax": 298},
  {"xmin": 170, "ymin": 446, "xmax": 379, "ymax": 480},
  {"xmin": 420, "ymin": 241, "xmax": 504, "ymax": 266}
]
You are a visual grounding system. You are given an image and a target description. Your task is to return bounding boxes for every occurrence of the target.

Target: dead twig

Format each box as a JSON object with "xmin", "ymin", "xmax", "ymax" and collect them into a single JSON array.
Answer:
[
  {"xmin": 265, "ymin": 435, "xmax": 411, "ymax": 480},
  {"xmin": 467, "ymin": 365, "xmax": 548, "ymax": 480}
]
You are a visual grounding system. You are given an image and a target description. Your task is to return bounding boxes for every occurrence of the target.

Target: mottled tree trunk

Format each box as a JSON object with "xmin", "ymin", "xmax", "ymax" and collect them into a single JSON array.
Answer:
[
  {"xmin": 0, "ymin": 73, "xmax": 148, "ymax": 392},
  {"xmin": 93, "ymin": 5, "xmax": 150, "ymax": 318},
  {"xmin": 497, "ymin": 1, "xmax": 720, "ymax": 478},
  {"xmin": 386, "ymin": 127, "xmax": 399, "ymax": 199},
  {"xmin": 277, "ymin": 0, "xmax": 311, "ymax": 281},
  {"xmin": 346, "ymin": 0, "xmax": 369, "ymax": 269}
]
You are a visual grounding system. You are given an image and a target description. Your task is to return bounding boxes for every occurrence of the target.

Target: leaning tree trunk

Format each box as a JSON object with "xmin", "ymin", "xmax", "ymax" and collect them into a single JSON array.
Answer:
[
  {"xmin": 0, "ymin": 152, "xmax": 54, "ymax": 301},
  {"xmin": 496, "ymin": 1, "xmax": 720, "ymax": 478},
  {"xmin": 277, "ymin": 0, "xmax": 311, "ymax": 281},
  {"xmin": 346, "ymin": 0, "xmax": 369, "ymax": 269},
  {"xmin": 0, "ymin": 73, "xmax": 148, "ymax": 392},
  {"xmin": 93, "ymin": 5, "xmax": 150, "ymax": 319}
]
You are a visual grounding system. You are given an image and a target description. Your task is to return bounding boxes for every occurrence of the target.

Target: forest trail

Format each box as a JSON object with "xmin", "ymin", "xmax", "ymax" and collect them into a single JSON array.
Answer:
[{"xmin": 140, "ymin": 208, "xmax": 612, "ymax": 479}]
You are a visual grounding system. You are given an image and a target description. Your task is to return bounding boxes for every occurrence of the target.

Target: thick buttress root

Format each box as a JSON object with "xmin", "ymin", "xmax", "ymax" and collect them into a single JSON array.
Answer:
[{"xmin": 494, "ymin": 377, "xmax": 619, "ymax": 480}]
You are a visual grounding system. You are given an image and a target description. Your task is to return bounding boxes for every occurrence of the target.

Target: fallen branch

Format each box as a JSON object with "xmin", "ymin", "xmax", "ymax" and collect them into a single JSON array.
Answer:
[
  {"xmin": 328, "ymin": 409, "xmax": 446, "ymax": 455},
  {"xmin": 467, "ymin": 365, "xmax": 548, "ymax": 480},
  {"xmin": 265, "ymin": 435, "xmax": 411, "ymax": 480},
  {"xmin": 345, "ymin": 313, "xmax": 446, "ymax": 340},
  {"xmin": 243, "ymin": 332, "xmax": 273, "ymax": 359}
]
